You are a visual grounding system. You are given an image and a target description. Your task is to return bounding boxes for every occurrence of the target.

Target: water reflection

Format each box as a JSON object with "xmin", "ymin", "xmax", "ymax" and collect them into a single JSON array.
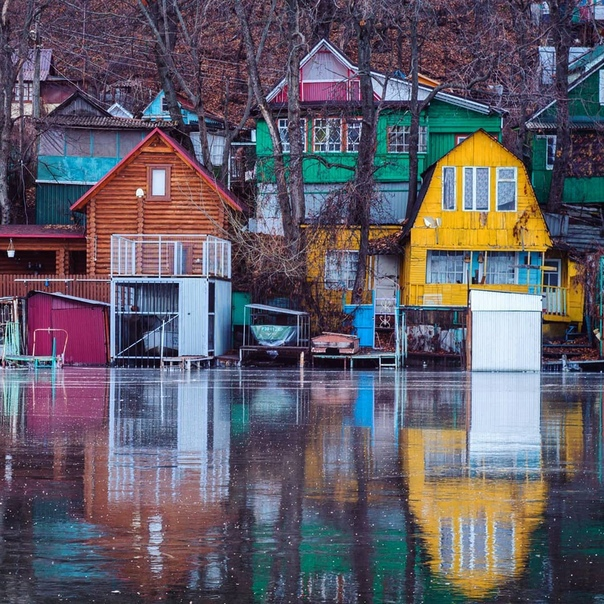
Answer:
[
  {"xmin": 0, "ymin": 368, "xmax": 601, "ymax": 602},
  {"xmin": 403, "ymin": 373, "xmax": 547, "ymax": 600}
]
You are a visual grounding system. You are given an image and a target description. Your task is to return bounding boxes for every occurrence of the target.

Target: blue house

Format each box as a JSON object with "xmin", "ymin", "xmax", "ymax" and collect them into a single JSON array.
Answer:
[{"xmin": 142, "ymin": 91, "xmax": 229, "ymax": 168}]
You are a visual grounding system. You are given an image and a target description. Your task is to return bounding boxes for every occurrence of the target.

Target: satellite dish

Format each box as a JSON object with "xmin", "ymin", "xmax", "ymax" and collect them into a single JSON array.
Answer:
[{"xmin": 424, "ymin": 216, "xmax": 439, "ymax": 228}]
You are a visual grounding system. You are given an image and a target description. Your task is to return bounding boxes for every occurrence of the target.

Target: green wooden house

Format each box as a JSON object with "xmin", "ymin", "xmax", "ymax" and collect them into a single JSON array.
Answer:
[
  {"xmin": 254, "ymin": 39, "xmax": 503, "ymax": 234},
  {"xmin": 528, "ymin": 45, "xmax": 604, "ymax": 205}
]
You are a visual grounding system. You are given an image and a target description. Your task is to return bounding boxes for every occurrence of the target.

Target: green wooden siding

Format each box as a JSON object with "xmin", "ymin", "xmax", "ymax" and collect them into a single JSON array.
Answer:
[
  {"xmin": 36, "ymin": 184, "xmax": 90, "ymax": 225},
  {"xmin": 255, "ymin": 103, "xmax": 501, "ymax": 187},
  {"xmin": 531, "ymin": 68, "xmax": 604, "ymax": 204}
]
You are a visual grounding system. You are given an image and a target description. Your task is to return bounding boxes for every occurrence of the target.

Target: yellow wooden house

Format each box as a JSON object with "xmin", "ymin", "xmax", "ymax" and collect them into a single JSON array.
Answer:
[{"xmin": 400, "ymin": 129, "xmax": 583, "ymax": 331}]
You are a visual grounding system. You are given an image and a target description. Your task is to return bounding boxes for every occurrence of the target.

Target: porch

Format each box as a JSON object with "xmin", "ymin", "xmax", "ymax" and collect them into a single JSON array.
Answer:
[{"xmin": 409, "ymin": 283, "xmax": 571, "ymax": 319}]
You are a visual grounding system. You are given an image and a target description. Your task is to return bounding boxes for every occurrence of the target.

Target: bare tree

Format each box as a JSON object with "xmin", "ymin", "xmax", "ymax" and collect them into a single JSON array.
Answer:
[
  {"xmin": 546, "ymin": 0, "xmax": 577, "ymax": 213},
  {"xmin": 135, "ymin": 0, "xmax": 254, "ymax": 180},
  {"xmin": 348, "ymin": 2, "xmax": 378, "ymax": 304},
  {"xmin": 0, "ymin": 0, "xmax": 43, "ymax": 223},
  {"xmin": 234, "ymin": 0, "xmax": 307, "ymax": 255}
]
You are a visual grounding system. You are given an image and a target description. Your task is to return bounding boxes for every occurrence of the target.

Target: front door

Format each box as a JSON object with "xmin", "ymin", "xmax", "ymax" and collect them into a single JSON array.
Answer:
[{"xmin": 372, "ymin": 255, "xmax": 399, "ymax": 313}]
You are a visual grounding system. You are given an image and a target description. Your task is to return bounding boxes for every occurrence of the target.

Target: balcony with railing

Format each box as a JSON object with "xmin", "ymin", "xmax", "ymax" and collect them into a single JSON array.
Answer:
[
  {"xmin": 541, "ymin": 285, "xmax": 568, "ymax": 318},
  {"xmin": 111, "ymin": 234, "xmax": 231, "ymax": 279}
]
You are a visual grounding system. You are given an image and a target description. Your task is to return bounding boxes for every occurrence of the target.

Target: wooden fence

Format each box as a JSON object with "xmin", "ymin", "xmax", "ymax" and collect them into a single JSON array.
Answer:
[{"xmin": 0, "ymin": 274, "xmax": 111, "ymax": 303}]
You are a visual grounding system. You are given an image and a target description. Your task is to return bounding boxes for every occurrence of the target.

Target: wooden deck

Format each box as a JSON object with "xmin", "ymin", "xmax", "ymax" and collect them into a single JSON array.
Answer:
[
  {"xmin": 311, "ymin": 350, "xmax": 399, "ymax": 369},
  {"xmin": 160, "ymin": 356, "xmax": 214, "ymax": 370}
]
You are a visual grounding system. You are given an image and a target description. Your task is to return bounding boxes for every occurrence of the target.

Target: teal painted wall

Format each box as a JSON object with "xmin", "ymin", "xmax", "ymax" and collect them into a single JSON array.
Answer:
[{"xmin": 37, "ymin": 130, "xmax": 147, "ymax": 184}]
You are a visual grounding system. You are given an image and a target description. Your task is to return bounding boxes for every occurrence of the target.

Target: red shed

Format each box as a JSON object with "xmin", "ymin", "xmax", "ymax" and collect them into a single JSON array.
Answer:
[{"xmin": 26, "ymin": 291, "xmax": 109, "ymax": 365}]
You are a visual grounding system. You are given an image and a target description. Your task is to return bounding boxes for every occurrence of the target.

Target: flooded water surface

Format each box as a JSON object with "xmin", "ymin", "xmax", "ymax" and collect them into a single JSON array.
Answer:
[{"xmin": 0, "ymin": 367, "xmax": 602, "ymax": 603}]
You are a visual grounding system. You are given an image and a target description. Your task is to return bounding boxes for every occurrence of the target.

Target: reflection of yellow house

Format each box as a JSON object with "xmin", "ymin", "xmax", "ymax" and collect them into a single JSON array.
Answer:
[
  {"xmin": 402, "ymin": 427, "xmax": 547, "ymax": 598},
  {"xmin": 401, "ymin": 374, "xmax": 548, "ymax": 599},
  {"xmin": 400, "ymin": 129, "xmax": 583, "ymax": 330}
]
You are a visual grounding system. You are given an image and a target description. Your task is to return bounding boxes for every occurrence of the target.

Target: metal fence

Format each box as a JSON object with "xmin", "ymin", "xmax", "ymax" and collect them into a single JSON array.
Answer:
[{"xmin": 111, "ymin": 234, "xmax": 231, "ymax": 279}]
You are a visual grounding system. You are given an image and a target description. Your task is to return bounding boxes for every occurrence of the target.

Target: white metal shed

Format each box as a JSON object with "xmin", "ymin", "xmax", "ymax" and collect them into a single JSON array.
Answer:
[{"xmin": 469, "ymin": 290, "xmax": 542, "ymax": 372}]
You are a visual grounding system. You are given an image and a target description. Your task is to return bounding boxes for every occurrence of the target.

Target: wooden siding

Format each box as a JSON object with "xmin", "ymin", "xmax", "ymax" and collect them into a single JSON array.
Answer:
[
  {"xmin": 255, "ymin": 106, "xmax": 501, "ymax": 188},
  {"xmin": 0, "ymin": 275, "xmax": 110, "ymax": 302},
  {"xmin": 83, "ymin": 144, "xmax": 232, "ymax": 276},
  {"xmin": 403, "ymin": 130, "xmax": 552, "ymax": 308}
]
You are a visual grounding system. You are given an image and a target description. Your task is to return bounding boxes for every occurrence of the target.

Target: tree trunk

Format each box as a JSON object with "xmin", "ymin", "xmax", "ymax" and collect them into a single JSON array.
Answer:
[
  {"xmin": 234, "ymin": 0, "xmax": 301, "ymax": 252},
  {"xmin": 546, "ymin": 0, "xmax": 572, "ymax": 213},
  {"xmin": 407, "ymin": 0, "xmax": 422, "ymax": 214},
  {"xmin": 351, "ymin": 16, "xmax": 376, "ymax": 304},
  {"xmin": 285, "ymin": 0, "xmax": 306, "ymax": 242},
  {"xmin": 0, "ymin": 0, "xmax": 38, "ymax": 223}
]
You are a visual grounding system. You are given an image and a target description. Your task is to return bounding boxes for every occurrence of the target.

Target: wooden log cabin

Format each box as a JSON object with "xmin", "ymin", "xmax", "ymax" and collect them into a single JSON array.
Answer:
[
  {"xmin": 70, "ymin": 127, "xmax": 245, "ymax": 277},
  {"xmin": 1, "ymin": 128, "xmax": 246, "ymax": 365}
]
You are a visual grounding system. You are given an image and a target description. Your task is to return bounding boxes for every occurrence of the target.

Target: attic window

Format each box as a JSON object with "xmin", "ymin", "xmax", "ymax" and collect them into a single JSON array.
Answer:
[{"xmin": 147, "ymin": 165, "xmax": 171, "ymax": 200}]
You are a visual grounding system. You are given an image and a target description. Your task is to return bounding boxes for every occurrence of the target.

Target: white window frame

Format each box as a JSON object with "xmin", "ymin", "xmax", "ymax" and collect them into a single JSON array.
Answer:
[
  {"xmin": 426, "ymin": 250, "xmax": 466, "ymax": 284},
  {"xmin": 485, "ymin": 251, "xmax": 517, "ymax": 285},
  {"xmin": 313, "ymin": 118, "xmax": 342, "ymax": 153},
  {"xmin": 278, "ymin": 118, "xmax": 306, "ymax": 154},
  {"xmin": 325, "ymin": 250, "xmax": 359, "ymax": 290},
  {"xmin": 599, "ymin": 69, "xmax": 604, "ymax": 105},
  {"xmin": 463, "ymin": 167, "xmax": 490, "ymax": 211},
  {"xmin": 545, "ymin": 135, "xmax": 557, "ymax": 170},
  {"xmin": 496, "ymin": 167, "xmax": 517, "ymax": 211},
  {"xmin": 346, "ymin": 119, "xmax": 362, "ymax": 152},
  {"xmin": 387, "ymin": 125, "xmax": 427, "ymax": 153},
  {"xmin": 442, "ymin": 166, "xmax": 456, "ymax": 210}
]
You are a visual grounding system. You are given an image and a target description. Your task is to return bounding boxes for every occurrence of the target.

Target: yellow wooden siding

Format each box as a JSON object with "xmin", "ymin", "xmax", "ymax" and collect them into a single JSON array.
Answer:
[
  {"xmin": 405, "ymin": 130, "xmax": 553, "ymax": 308},
  {"xmin": 306, "ymin": 226, "xmax": 400, "ymax": 298}
]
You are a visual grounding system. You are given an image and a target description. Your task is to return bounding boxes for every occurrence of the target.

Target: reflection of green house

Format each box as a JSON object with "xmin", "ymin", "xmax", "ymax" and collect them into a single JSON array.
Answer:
[{"xmin": 528, "ymin": 45, "xmax": 604, "ymax": 205}]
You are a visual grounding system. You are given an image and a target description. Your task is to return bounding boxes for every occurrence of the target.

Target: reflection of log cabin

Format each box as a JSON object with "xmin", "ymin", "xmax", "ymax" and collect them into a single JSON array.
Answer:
[
  {"xmin": 82, "ymin": 379, "xmax": 231, "ymax": 599},
  {"xmin": 401, "ymin": 374, "xmax": 547, "ymax": 599}
]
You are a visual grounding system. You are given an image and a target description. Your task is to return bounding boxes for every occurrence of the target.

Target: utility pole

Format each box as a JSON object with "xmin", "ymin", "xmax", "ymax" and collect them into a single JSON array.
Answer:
[{"xmin": 32, "ymin": 14, "xmax": 41, "ymax": 119}]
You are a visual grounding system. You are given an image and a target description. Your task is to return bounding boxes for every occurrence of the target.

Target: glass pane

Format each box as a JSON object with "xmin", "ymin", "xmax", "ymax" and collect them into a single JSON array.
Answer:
[
  {"xmin": 443, "ymin": 167, "xmax": 455, "ymax": 210},
  {"xmin": 151, "ymin": 169, "xmax": 166, "ymax": 197},
  {"xmin": 464, "ymin": 168, "xmax": 474, "ymax": 210},
  {"xmin": 475, "ymin": 168, "xmax": 489, "ymax": 210},
  {"xmin": 93, "ymin": 131, "xmax": 117, "ymax": 157},
  {"xmin": 66, "ymin": 130, "xmax": 90, "ymax": 157},
  {"xmin": 39, "ymin": 130, "xmax": 65, "ymax": 155}
]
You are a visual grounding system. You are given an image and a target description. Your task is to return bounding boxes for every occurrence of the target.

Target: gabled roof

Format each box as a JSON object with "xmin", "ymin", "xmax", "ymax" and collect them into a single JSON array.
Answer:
[
  {"xmin": 142, "ymin": 90, "xmax": 225, "ymax": 129},
  {"xmin": 49, "ymin": 90, "xmax": 111, "ymax": 118},
  {"xmin": 528, "ymin": 44, "xmax": 604, "ymax": 126},
  {"xmin": 402, "ymin": 129, "xmax": 521, "ymax": 239},
  {"xmin": 70, "ymin": 128, "xmax": 244, "ymax": 213},
  {"xmin": 266, "ymin": 38, "xmax": 496, "ymax": 115}
]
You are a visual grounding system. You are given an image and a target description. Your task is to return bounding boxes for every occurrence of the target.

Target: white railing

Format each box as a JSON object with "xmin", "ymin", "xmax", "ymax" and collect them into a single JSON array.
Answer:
[
  {"xmin": 111, "ymin": 234, "xmax": 231, "ymax": 279},
  {"xmin": 541, "ymin": 285, "xmax": 567, "ymax": 316}
]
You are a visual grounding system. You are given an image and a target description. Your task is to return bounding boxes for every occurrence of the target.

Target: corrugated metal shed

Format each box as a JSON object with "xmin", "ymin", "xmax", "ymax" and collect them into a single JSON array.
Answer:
[
  {"xmin": 26, "ymin": 291, "xmax": 109, "ymax": 366},
  {"xmin": 469, "ymin": 290, "xmax": 542, "ymax": 372}
]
